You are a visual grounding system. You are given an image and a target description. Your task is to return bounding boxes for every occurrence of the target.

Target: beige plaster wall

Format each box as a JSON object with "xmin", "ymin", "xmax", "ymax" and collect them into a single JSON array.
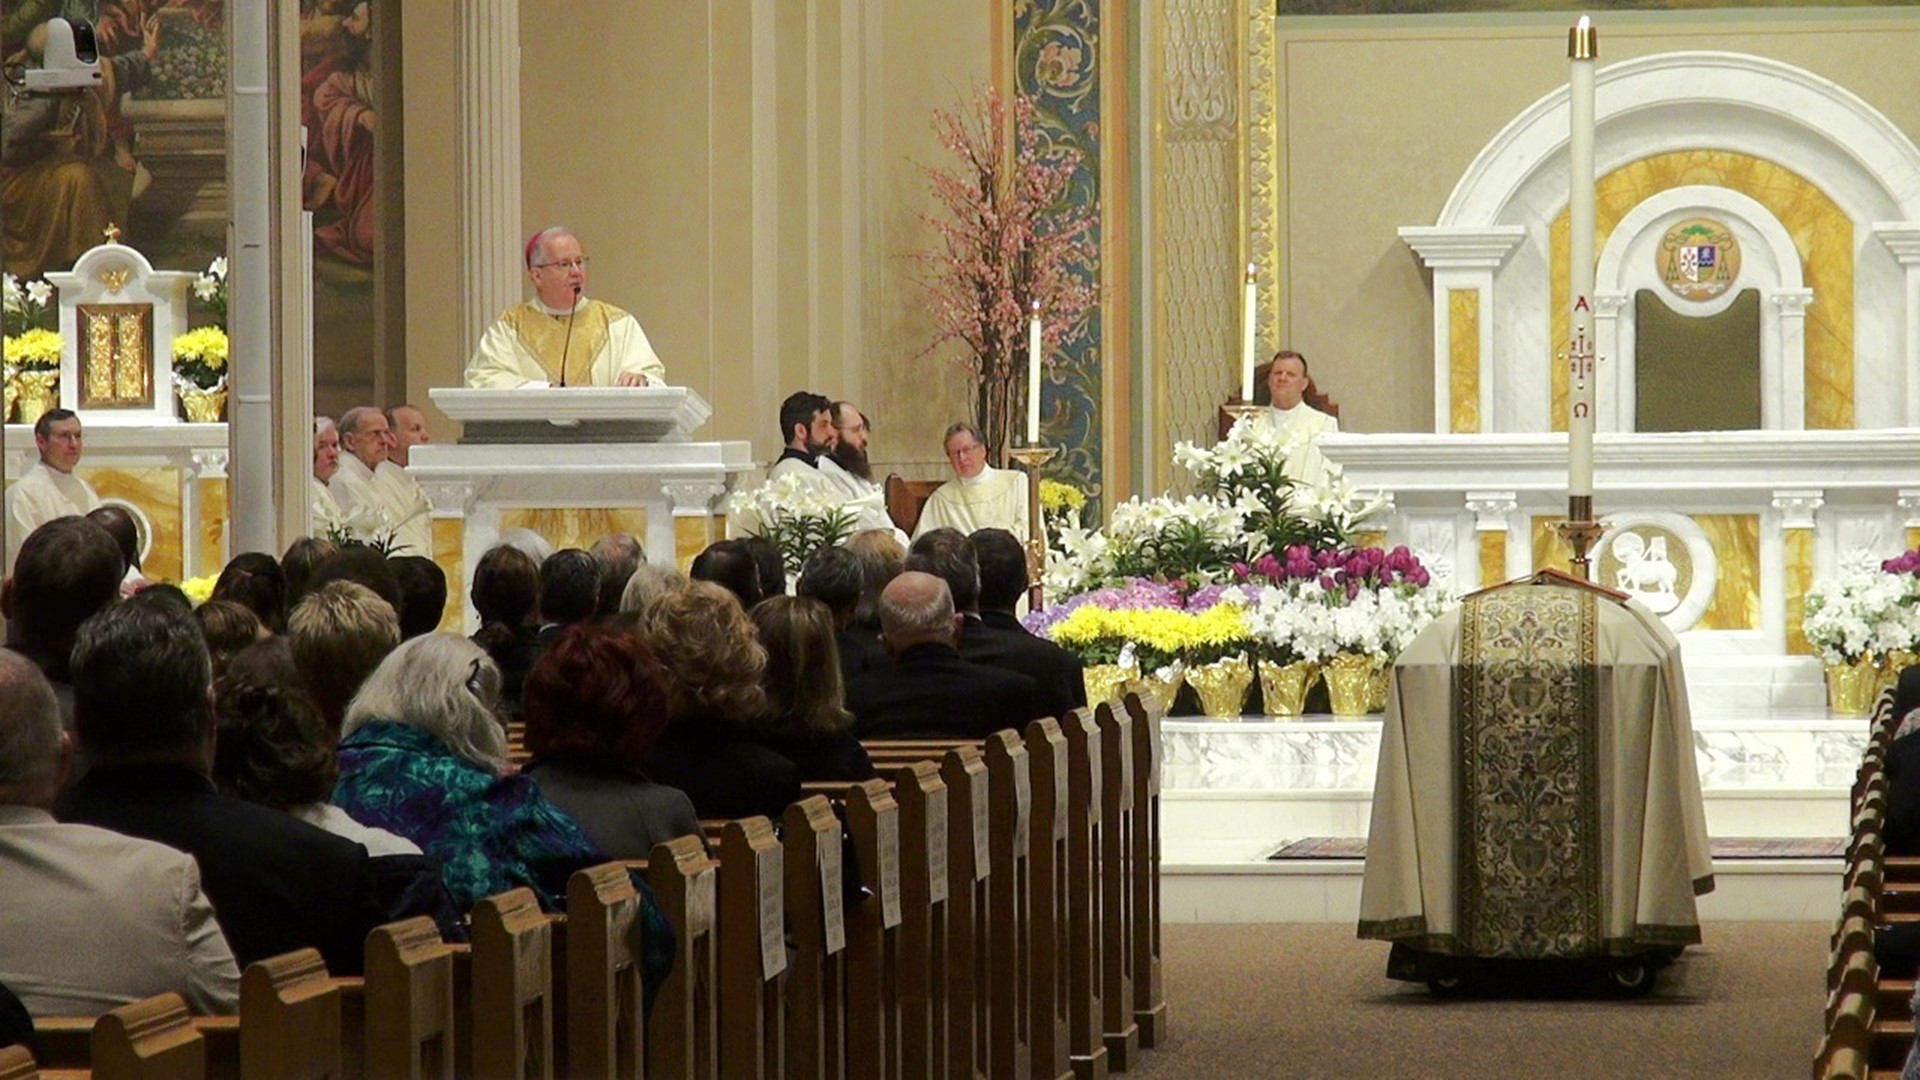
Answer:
[
  {"xmin": 400, "ymin": 2, "xmax": 991, "ymax": 477},
  {"xmin": 1273, "ymin": 11, "xmax": 1920, "ymax": 435}
]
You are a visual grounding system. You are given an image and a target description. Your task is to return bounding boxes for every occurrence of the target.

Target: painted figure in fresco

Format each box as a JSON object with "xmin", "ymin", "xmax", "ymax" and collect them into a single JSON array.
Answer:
[
  {"xmin": 0, "ymin": 14, "xmax": 161, "ymax": 277},
  {"xmin": 299, "ymin": 0, "xmax": 375, "ymax": 266}
]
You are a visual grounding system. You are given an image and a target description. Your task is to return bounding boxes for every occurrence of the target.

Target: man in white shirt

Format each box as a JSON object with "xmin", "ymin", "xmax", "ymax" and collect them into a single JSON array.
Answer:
[
  {"xmin": 758, "ymin": 392, "xmax": 901, "ymax": 540},
  {"xmin": 913, "ymin": 422, "xmax": 1029, "ymax": 541},
  {"xmin": 464, "ymin": 227, "xmax": 667, "ymax": 389},
  {"xmin": 0, "ymin": 649, "xmax": 240, "ymax": 1017},
  {"xmin": 1259, "ymin": 349, "xmax": 1341, "ymax": 487},
  {"xmin": 821, "ymin": 400, "xmax": 880, "ymax": 500},
  {"xmin": 385, "ymin": 404, "xmax": 432, "ymax": 467},
  {"xmin": 327, "ymin": 407, "xmax": 431, "ymax": 556},
  {"xmin": 311, "ymin": 417, "xmax": 344, "ymax": 533},
  {"xmin": 6, "ymin": 410, "xmax": 101, "ymax": 572}
]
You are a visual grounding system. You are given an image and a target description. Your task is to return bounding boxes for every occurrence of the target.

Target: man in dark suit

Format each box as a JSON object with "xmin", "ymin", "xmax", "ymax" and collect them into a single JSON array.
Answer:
[
  {"xmin": 906, "ymin": 528, "xmax": 1081, "ymax": 719},
  {"xmin": 969, "ymin": 527, "xmax": 1087, "ymax": 711},
  {"xmin": 2, "ymin": 516, "xmax": 124, "ymax": 734},
  {"xmin": 847, "ymin": 571, "xmax": 1046, "ymax": 740},
  {"xmin": 54, "ymin": 593, "xmax": 396, "ymax": 976},
  {"xmin": 798, "ymin": 544, "xmax": 888, "ymax": 683}
]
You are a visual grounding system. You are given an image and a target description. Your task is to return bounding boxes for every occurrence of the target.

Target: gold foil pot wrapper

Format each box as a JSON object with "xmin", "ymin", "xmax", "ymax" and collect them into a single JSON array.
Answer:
[
  {"xmin": 1257, "ymin": 659, "xmax": 1319, "ymax": 718},
  {"xmin": 1826, "ymin": 656, "xmax": 1880, "ymax": 718},
  {"xmin": 1126, "ymin": 661, "xmax": 1185, "ymax": 717},
  {"xmin": 1083, "ymin": 663, "xmax": 1134, "ymax": 708},
  {"xmin": 1189, "ymin": 655, "xmax": 1253, "ymax": 719},
  {"xmin": 179, "ymin": 385, "xmax": 228, "ymax": 423},
  {"xmin": 1325, "ymin": 651, "xmax": 1378, "ymax": 717},
  {"xmin": 12, "ymin": 370, "xmax": 58, "ymax": 426},
  {"xmin": 1367, "ymin": 655, "xmax": 1392, "ymax": 713}
]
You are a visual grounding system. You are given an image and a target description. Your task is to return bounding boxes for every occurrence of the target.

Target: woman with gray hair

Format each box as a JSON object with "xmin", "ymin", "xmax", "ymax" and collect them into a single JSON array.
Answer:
[{"xmin": 330, "ymin": 632, "xmax": 601, "ymax": 912}]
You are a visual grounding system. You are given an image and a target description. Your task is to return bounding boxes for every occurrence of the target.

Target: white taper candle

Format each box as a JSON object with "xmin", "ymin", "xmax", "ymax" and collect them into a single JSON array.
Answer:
[
  {"xmin": 1567, "ymin": 16, "xmax": 1597, "ymax": 498},
  {"xmin": 1027, "ymin": 300, "xmax": 1043, "ymax": 446},
  {"xmin": 1240, "ymin": 263, "xmax": 1258, "ymax": 403}
]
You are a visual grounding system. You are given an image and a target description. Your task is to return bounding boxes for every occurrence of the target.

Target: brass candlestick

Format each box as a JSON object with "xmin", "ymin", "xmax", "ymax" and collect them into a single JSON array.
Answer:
[
  {"xmin": 1555, "ymin": 495, "xmax": 1606, "ymax": 581},
  {"xmin": 1007, "ymin": 444, "xmax": 1059, "ymax": 610},
  {"xmin": 1223, "ymin": 402, "xmax": 1266, "ymax": 430}
]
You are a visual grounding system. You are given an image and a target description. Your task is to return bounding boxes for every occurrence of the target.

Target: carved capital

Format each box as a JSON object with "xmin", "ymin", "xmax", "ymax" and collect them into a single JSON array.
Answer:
[
  {"xmin": 1591, "ymin": 293, "xmax": 1630, "ymax": 317},
  {"xmin": 190, "ymin": 449, "xmax": 229, "ymax": 480},
  {"xmin": 1772, "ymin": 488, "xmax": 1825, "ymax": 529},
  {"xmin": 1464, "ymin": 490, "xmax": 1518, "ymax": 531},
  {"xmin": 1768, "ymin": 288, "xmax": 1814, "ymax": 315},
  {"xmin": 1899, "ymin": 488, "xmax": 1920, "ymax": 526},
  {"xmin": 416, "ymin": 480, "xmax": 475, "ymax": 515},
  {"xmin": 663, "ymin": 480, "xmax": 728, "ymax": 515},
  {"xmin": 1871, "ymin": 223, "xmax": 1920, "ymax": 266}
]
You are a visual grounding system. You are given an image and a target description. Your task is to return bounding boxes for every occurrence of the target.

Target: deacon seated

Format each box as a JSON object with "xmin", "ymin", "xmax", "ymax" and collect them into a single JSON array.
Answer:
[
  {"xmin": 0, "ymin": 650, "xmax": 240, "ymax": 1018},
  {"xmin": 311, "ymin": 416, "xmax": 344, "ymax": 530},
  {"xmin": 761, "ymin": 391, "xmax": 901, "ymax": 538},
  {"xmin": 464, "ymin": 226, "xmax": 666, "ymax": 389},
  {"xmin": 6, "ymin": 410, "xmax": 101, "ymax": 572},
  {"xmin": 907, "ymin": 528, "xmax": 1081, "ymax": 720},
  {"xmin": 846, "ymin": 570, "xmax": 1046, "ymax": 740},
  {"xmin": 329, "ymin": 406, "xmax": 432, "ymax": 556},
  {"xmin": 821, "ymin": 400, "xmax": 880, "ymax": 500},
  {"xmin": 1256, "ymin": 350, "xmax": 1341, "ymax": 487},
  {"xmin": 55, "ymin": 595, "xmax": 397, "ymax": 976},
  {"xmin": 912, "ymin": 422, "xmax": 1030, "ymax": 542}
]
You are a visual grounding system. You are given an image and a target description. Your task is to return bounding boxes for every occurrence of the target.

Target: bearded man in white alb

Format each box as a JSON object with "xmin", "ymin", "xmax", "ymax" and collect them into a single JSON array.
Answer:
[
  {"xmin": 310, "ymin": 417, "xmax": 344, "ymax": 532},
  {"xmin": 328, "ymin": 407, "xmax": 431, "ymax": 556},
  {"xmin": 6, "ymin": 410, "xmax": 100, "ymax": 572},
  {"xmin": 1258, "ymin": 350, "xmax": 1340, "ymax": 487},
  {"xmin": 464, "ymin": 227, "xmax": 666, "ymax": 389},
  {"xmin": 913, "ymin": 422, "xmax": 1029, "ymax": 541}
]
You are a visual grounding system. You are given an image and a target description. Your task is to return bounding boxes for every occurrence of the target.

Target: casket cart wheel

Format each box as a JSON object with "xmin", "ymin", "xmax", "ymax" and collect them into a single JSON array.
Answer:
[
  {"xmin": 1425, "ymin": 974, "xmax": 1465, "ymax": 996},
  {"xmin": 1605, "ymin": 960, "xmax": 1657, "ymax": 997}
]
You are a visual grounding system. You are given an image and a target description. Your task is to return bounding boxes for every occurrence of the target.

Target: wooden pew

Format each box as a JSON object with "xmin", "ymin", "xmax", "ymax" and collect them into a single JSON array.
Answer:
[
  {"xmin": 0, "ymin": 1046, "xmax": 50, "ymax": 1080},
  {"xmin": 982, "ymin": 730, "xmax": 1033, "ymax": 1080},
  {"xmin": 844, "ymin": 778, "xmax": 905, "ymax": 1080},
  {"xmin": 566, "ymin": 865, "xmax": 646, "ymax": 1080},
  {"xmin": 1058, "ymin": 712, "xmax": 1109, "ymax": 1080},
  {"xmin": 467, "ymin": 889, "xmax": 555, "ymax": 1080},
  {"xmin": 717, "ymin": 818, "xmax": 788, "ymax": 1080},
  {"xmin": 892, "ymin": 762, "xmax": 952, "ymax": 1080},
  {"xmin": 1025, "ymin": 719, "xmax": 1074, "ymax": 1080},
  {"xmin": 236, "ymin": 950, "xmax": 342, "ymax": 1080},
  {"xmin": 783, "ymin": 795, "xmax": 850, "ymax": 1080},
  {"xmin": 940, "ymin": 747, "xmax": 991, "ymax": 1080},
  {"xmin": 1092, "ymin": 702, "xmax": 1139, "ymax": 1071},
  {"xmin": 95, "ymin": 993, "xmax": 208, "ymax": 1080},
  {"xmin": 364, "ymin": 917, "xmax": 456, "ymax": 1080},
  {"xmin": 1119, "ymin": 693, "xmax": 1168, "ymax": 1048},
  {"xmin": 649, "ymin": 835, "xmax": 720, "ymax": 1080}
]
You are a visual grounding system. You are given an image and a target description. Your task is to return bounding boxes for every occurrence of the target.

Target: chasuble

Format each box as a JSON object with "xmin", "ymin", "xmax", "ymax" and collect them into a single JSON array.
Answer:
[
  {"xmin": 464, "ymin": 298, "xmax": 667, "ymax": 389},
  {"xmin": 1358, "ymin": 576, "xmax": 1713, "ymax": 960}
]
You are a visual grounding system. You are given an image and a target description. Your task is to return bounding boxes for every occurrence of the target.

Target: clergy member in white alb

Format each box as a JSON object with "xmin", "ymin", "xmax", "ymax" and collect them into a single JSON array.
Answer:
[
  {"xmin": 1257, "ymin": 349, "xmax": 1340, "ymax": 487},
  {"xmin": 7, "ymin": 410, "xmax": 101, "ymax": 571},
  {"xmin": 464, "ymin": 227, "xmax": 667, "ymax": 390},
  {"xmin": 328, "ymin": 407, "xmax": 431, "ymax": 556},
  {"xmin": 912, "ymin": 422, "xmax": 1029, "ymax": 542},
  {"xmin": 310, "ymin": 417, "xmax": 344, "ymax": 532}
]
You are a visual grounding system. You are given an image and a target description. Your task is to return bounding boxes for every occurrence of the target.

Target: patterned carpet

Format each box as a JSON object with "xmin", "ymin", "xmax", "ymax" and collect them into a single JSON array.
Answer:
[{"xmin": 1268, "ymin": 836, "xmax": 1847, "ymax": 860}]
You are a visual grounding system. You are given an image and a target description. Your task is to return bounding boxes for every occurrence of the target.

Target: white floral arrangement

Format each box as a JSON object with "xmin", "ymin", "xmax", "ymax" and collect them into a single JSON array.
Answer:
[
  {"xmin": 1803, "ymin": 561, "xmax": 1919, "ymax": 665},
  {"xmin": 321, "ymin": 500, "xmax": 425, "ymax": 556},
  {"xmin": 727, "ymin": 473, "xmax": 858, "ymax": 577},
  {"xmin": 2, "ymin": 273, "xmax": 53, "ymax": 334},
  {"xmin": 193, "ymin": 256, "xmax": 228, "ymax": 329}
]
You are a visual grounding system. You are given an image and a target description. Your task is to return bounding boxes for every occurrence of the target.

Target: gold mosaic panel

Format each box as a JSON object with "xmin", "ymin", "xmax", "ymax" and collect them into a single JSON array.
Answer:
[
  {"xmin": 1479, "ymin": 531, "xmax": 1507, "ymax": 590},
  {"xmin": 1530, "ymin": 516, "xmax": 1573, "ymax": 576},
  {"xmin": 433, "ymin": 518, "xmax": 464, "ymax": 632},
  {"xmin": 82, "ymin": 466, "xmax": 183, "ymax": 582},
  {"xmin": 1693, "ymin": 514, "xmax": 1760, "ymax": 632},
  {"xmin": 497, "ymin": 508, "xmax": 648, "ymax": 556},
  {"xmin": 77, "ymin": 304, "xmax": 154, "ymax": 408},
  {"xmin": 1784, "ymin": 527, "xmax": 1814, "ymax": 656},
  {"xmin": 1908, "ymin": 526, "xmax": 1920, "ymax": 553},
  {"xmin": 1551, "ymin": 150, "xmax": 1853, "ymax": 431},
  {"xmin": 1449, "ymin": 289, "xmax": 1481, "ymax": 434},
  {"xmin": 676, "ymin": 515, "xmax": 717, "ymax": 574},
  {"xmin": 195, "ymin": 478, "xmax": 226, "ymax": 578}
]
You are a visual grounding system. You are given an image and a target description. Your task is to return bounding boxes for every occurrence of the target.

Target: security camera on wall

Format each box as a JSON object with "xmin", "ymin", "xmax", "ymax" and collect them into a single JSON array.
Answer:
[{"xmin": 20, "ymin": 18, "xmax": 104, "ymax": 93}]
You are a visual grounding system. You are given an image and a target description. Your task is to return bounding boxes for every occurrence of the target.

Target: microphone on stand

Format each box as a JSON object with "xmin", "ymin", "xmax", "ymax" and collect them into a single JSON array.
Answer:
[{"xmin": 556, "ymin": 284, "xmax": 581, "ymax": 387}]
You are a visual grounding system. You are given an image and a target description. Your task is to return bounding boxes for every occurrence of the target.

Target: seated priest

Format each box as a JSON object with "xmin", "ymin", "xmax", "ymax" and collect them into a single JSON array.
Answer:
[
  {"xmin": 755, "ymin": 392, "xmax": 901, "ymax": 540},
  {"xmin": 464, "ymin": 226, "xmax": 666, "ymax": 389},
  {"xmin": 6, "ymin": 410, "xmax": 100, "ymax": 573},
  {"xmin": 311, "ymin": 417, "xmax": 344, "ymax": 531},
  {"xmin": 1255, "ymin": 349, "xmax": 1340, "ymax": 487},
  {"xmin": 912, "ymin": 422, "xmax": 1029, "ymax": 541}
]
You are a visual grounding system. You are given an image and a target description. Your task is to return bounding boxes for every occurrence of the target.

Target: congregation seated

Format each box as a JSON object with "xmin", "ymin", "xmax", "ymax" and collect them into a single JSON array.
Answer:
[
  {"xmin": 797, "ymin": 545, "xmax": 888, "ymax": 684},
  {"xmin": 210, "ymin": 551, "xmax": 289, "ymax": 635},
  {"xmin": 846, "ymin": 570, "xmax": 1047, "ymax": 740},
  {"xmin": 909, "ymin": 527, "xmax": 1084, "ymax": 719},
  {"xmin": 743, "ymin": 535, "xmax": 788, "ymax": 599},
  {"xmin": 469, "ymin": 543, "xmax": 545, "ymax": 718},
  {"xmin": 618, "ymin": 561, "xmax": 685, "ymax": 616},
  {"xmin": 842, "ymin": 527, "xmax": 906, "ymax": 651},
  {"xmin": 0, "ymin": 649, "xmax": 240, "ymax": 1017},
  {"xmin": 748, "ymin": 596, "xmax": 877, "ymax": 782},
  {"xmin": 280, "ymin": 535, "xmax": 339, "ymax": 610},
  {"xmin": 972, "ymin": 527, "xmax": 1087, "ymax": 706},
  {"xmin": 1883, "ymin": 665, "xmax": 1920, "ymax": 856},
  {"xmin": 289, "ymin": 580, "xmax": 401, "ymax": 735},
  {"xmin": 520, "ymin": 623, "xmax": 701, "ymax": 860},
  {"xmin": 85, "ymin": 505, "xmax": 146, "ymax": 596},
  {"xmin": 332, "ymin": 633, "xmax": 605, "ymax": 913},
  {"xmin": 634, "ymin": 580, "xmax": 801, "ymax": 820},
  {"xmin": 589, "ymin": 532, "xmax": 646, "ymax": 619},
  {"xmin": 55, "ymin": 594, "xmax": 395, "ymax": 976},
  {"xmin": 390, "ymin": 555, "xmax": 448, "ymax": 639},
  {"xmin": 307, "ymin": 544, "xmax": 407, "ymax": 627},
  {"xmin": 3, "ymin": 516, "xmax": 124, "ymax": 732},
  {"xmin": 195, "ymin": 599, "xmax": 266, "ymax": 680},
  {"xmin": 690, "ymin": 538, "xmax": 766, "ymax": 610},
  {"xmin": 536, "ymin": 548, "xmax": 601, "ymax": 644}
]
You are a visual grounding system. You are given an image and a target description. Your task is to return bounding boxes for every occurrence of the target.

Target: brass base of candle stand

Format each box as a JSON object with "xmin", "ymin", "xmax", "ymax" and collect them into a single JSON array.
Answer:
[
  {"xmin": 1555, "ymin": 495, "xmax": 1606, "ymax": 581},
  {"xmin": 1007, "ymin": 445, "xmax": 1060, "ymax": 610},
  {"xmin": 1223, "ymin": 403, "xmax": 1266, "ymax": 429}
]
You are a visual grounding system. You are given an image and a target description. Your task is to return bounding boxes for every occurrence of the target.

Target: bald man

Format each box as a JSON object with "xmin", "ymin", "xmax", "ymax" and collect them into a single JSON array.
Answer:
[{"xmin": 844, "ymin": 571, "xmax": 1047, "ymax": 740}]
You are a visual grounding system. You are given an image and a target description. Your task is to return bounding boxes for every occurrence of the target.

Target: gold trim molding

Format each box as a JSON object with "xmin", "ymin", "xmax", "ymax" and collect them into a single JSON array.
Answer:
[{"xmin": 1448, "ymin": 289, "xmax": 1480, "ymax": 434}]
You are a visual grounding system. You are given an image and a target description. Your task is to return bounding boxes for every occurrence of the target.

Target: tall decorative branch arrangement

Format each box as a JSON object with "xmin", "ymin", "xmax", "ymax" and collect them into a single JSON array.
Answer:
[{"xmin": 912, "ymin": 85, "xmax": 1097, "ymax": 467}]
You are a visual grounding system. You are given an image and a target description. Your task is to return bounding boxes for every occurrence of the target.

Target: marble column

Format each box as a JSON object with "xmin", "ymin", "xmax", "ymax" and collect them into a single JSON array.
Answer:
[
  {"xmin": 1591, "ymin": 293, "xmax": 1629, "ymax": 432},
  {"xmin": 1871, "ymin": 225, "xmax": 1920, "ymax": 427},
  {"xmin": 459, "ymin": 0, "xmax": 525, "ymax": 358},
  {"xmin": 1768, "ymin": 289, "xmax": 1814, "ymax": 430},
  {"xmin": 662, "ymin": 481, "xmax": 729, "ymax": 571},
  {"xmin": 1465, "ymin": 491, "xmax": 1518, "ymax": 591},
  {"xmin": 1398, "ymin": 229, "xmax": 1525, "ymax": 433},
  {"xmin": 1773, "ymin": 489, "xmax": 1823, "ymax": 656}
]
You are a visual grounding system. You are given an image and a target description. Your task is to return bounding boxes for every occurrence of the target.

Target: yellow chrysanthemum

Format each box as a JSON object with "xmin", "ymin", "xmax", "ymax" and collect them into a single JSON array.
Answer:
[
  {"xmin": 6, "ymin": 328, "xmax": 62, "ymax": 371},
  {"xmin": 172, "ymin": 327, "xmax": 229, "ymax": 370},
  {"xmin": 180, "ymin": 575, "xmax": 218, "ymax": 606},
  {"xmin": 1040, "ymin": 478, "xmax": 1087, "ymax": 515}
]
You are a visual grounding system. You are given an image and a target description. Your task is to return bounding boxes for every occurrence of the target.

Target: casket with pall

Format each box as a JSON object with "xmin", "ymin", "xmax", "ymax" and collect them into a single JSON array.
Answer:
[{"xmin": 1358, "ymin": 571, "xmax": 1714, "ymax": 986}]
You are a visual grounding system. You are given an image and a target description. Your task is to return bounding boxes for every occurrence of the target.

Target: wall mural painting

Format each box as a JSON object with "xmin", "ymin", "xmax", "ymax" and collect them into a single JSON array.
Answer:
[
  {"xmin": 1015, "ymin": 0, "xmax": 1104, "ymax": 514},
  {"xmin": 300, "ymin": 0, "xmax": 378, "ymax": 409},
  {"xmin": 1277, "ymin": 0, "xmax": 1905, "ymax": 12}
]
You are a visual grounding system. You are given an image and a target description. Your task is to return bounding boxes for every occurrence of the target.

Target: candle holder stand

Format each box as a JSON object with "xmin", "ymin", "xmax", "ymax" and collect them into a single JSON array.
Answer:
[
  {"xmin": 1007, "ymin": 444, "xmax": 1059, "ymax": 610},
  {"xmin": 1554, "ymin": 495, "xmax": 1606, "ymax": 582},
  {"xmin": 1223, "ymin": 402, "xmax": 1266, "ymax": 431}
]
